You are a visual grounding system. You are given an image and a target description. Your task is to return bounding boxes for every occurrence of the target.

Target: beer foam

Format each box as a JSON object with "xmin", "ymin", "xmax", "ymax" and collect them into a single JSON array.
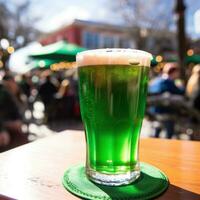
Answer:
[{"xmin": 76, "ymin": 49, "xmax": 152, "ymax": 67}]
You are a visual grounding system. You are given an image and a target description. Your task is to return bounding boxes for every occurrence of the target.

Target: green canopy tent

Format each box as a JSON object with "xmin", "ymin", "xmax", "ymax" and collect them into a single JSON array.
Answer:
[
  {"xmin": 151, "ymin": 54, "xmax": 200, "ymax": 67},
  {"xmin": 28, "ymin": 59, "xmax": 58, "ymax": 69},
  {"xmin": 151, "ymin": 56, "xmax": 158, "ymax": 66},
  {"xmin": 29, "ymin": 41, "xmax": 86, "ymax": 67},
  {"xmin": 186, "ymin": 54, "xmax": 200, "ymax": 64},
  {"xmin": 166, "ymin": 54, "xmax": 200, "ymax": 64}
]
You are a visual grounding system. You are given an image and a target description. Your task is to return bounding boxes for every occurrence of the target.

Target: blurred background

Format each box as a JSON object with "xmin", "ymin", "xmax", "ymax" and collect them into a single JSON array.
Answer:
[{"xmin": 0, "ymin": 0, "xmax": 200, "ymax": 152}]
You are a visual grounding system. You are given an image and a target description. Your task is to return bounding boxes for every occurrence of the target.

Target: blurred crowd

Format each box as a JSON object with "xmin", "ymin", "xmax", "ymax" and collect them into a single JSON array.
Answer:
[
  {"xmin": 0, "ymin": 68, "xmax": 80, "ymax": 152},
  {"xmin": 148, "ymin": 63, "xmax": 200, "ymax": 139},
  {"xmin": 0, "ymin": 63, "xmax": 200, "ymax": 151}
]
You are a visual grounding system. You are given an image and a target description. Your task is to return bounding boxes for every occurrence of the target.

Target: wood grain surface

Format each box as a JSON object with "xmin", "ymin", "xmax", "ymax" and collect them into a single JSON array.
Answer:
[{"xmin": 0, "ymin": 131, "xmax": 199, "ymax": 200}]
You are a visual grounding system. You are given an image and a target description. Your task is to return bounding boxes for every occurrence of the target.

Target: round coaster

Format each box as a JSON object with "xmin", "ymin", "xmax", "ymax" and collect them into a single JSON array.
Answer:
[{"xmin": 62, "ymin": 162, "xmax": 169, "ymax": 200}]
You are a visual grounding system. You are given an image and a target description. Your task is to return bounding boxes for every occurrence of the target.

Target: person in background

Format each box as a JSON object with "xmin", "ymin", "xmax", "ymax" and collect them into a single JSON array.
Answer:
[
  {"xmin": 38, "ymin": 75, "xmax": 58, "ymax": 121},
  {"xmin": 19, "ymin": 74, "xmax": 32, "ymax": 99},
  {"xmin": 186, "ymin": 64, "xmax": 200, "ymax": 111},
  {"xmin": 0, "ymin": 75, "xmax": 28, "ymax": 151},
  {"xmin": 149, "ymin": 63, "xmax": 184, "ymax": 95},
  {"xmin": 54, "ymin": 79, "xmax": 76, "ymax": 119},
  {"xmin": 0, "ymin": 121, "xmax": 10, "ymax": 151},
  {"xmin": 149, "ymin": 63, "xmax": 185, "ymax": 139}
]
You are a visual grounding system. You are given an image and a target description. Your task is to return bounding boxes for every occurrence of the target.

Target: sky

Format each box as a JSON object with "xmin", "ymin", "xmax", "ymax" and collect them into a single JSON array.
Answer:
[
  {"xmin": 7, "ymin": 0, "xmax": 200, "ymax": 73},
  {"xmin": 28, "ymin": 0, "xmax": 115, "ymax": 32},
  {"xmin": 9, "ymin": 0, "xmax": 200, "ymax": 38}
]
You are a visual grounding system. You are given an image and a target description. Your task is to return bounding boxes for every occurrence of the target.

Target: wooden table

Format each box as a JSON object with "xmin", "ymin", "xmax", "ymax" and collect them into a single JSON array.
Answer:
[{"xmin": 0, "ymin": 131, "xmax": 199, "ymax": 200}]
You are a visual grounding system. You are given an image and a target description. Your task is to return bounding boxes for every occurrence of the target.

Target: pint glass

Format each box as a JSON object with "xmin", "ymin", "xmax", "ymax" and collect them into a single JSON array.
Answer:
[{"xmin": 76, "ymin": 49, "xmax": 152, "ymax": 186}]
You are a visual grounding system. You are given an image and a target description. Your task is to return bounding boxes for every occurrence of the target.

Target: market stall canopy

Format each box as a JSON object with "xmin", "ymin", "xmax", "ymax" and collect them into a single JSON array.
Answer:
[
  {"xmin": 186, "ymin": 54, "xmax": 200, "ymax": 64},
  {"xmin": 29, "ymin": 40, "xmax": 86, "ymax": 62},
  {"xmin": 9, "ymin": 42, "xmax": 42, "ymax": 74},
  {"xmin": 151, "ymin": 56, "xmax": 158, "ymax": 66},
  {"xmin": 29, "ymin": 59, "xmax": 57, "ymax": 69},
  {"xmin": 151, "ymin": 54, "xmax": 200, "ymax": 66}
]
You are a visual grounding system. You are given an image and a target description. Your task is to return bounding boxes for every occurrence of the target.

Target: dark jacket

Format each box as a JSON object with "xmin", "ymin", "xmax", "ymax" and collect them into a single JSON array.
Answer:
[{"xmin": 0, "ymin": 84, "xmax": 22, "ymax": 121}]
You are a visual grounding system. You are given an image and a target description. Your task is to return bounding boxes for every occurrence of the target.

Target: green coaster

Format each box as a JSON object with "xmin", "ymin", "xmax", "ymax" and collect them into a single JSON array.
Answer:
[{"xmin": 62, "ymin": 162, "xmax": 169, "ymax": 200}]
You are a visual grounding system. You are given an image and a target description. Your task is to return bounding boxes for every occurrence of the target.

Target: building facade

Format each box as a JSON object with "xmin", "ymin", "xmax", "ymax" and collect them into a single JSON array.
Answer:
[
  {"xmin": 40, "ymin": 19, "xmax": 136, "ymax": 49},
  {"xmin": 39, "ymin": 19, "xmax": 177, "ymax": 55}
]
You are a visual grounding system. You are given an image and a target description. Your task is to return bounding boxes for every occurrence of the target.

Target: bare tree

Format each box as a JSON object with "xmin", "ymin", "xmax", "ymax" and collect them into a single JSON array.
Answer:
[
  {"xmin": 112, "ymin": 0, "xmax": 175, "ymax": 49},
  {"xmin": 0, "ymin": 2, "xmax": 11, "ymax": 39},
  {"xmin": 0, "ymin": 0, "xmax": 40, "ymax": 68},
  {"xmin": 11, "ymin": 1, "xmax": 32, "ymax": 46}
]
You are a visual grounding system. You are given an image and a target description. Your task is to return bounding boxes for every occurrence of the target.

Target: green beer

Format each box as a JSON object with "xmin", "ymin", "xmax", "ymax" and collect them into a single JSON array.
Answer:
[{"xmin": 77, "ymin": 49, "xmax": 151, "ymax": 185}]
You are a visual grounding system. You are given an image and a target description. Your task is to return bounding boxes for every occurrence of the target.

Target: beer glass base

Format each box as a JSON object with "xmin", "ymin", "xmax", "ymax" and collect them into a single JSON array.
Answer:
[{"xmin": 86, "ymin": 167, "xmax": 140, "ymax": 186}]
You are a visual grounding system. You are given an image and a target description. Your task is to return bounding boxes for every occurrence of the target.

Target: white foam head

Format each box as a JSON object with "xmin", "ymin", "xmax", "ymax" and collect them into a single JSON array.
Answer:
[{"xmin": 76, "ymin": 49, "xmax": 152, "ymax": 67}]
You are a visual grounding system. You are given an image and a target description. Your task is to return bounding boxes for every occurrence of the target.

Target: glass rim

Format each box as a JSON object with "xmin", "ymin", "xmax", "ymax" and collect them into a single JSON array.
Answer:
[
  {"xmin": 77, "ymin": 48, "xmax": 152, "ymax": 57},
  {"xmin": 76, "ymin": 48, "xmax": 152, "ymax": 67}
]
